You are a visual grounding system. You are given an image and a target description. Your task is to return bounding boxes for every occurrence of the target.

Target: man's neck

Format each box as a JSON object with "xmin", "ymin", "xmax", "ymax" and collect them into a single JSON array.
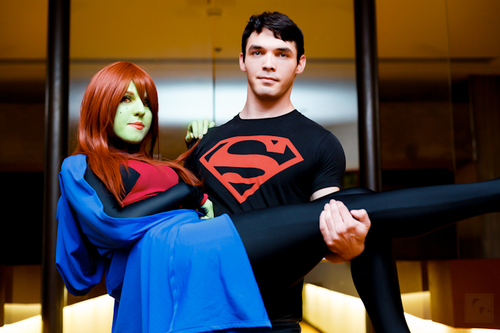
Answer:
[{"xmin": 239, "ymin": 93, "xmax": 295, "ymax": 120}]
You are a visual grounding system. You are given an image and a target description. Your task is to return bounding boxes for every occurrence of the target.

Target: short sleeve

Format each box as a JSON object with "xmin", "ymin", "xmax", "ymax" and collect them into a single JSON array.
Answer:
[{"xmin": 310, "ymin": 132, "xmax": 346, "ymax": 193}]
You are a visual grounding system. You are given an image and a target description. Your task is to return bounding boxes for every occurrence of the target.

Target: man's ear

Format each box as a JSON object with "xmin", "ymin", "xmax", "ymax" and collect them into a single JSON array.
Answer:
[
  {"xmin": 295, "ymin": 55, "xmax": 306, "ymax": 74},
  {"xmin": 239, "ymin": 53, "xmax": 247, "ymax": 72}
]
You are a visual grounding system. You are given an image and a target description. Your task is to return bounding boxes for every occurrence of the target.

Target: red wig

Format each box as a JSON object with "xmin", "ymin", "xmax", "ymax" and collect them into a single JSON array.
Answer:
[{"xmin": 74, "ymin": 61, "xmax": 200, "ymax": 204}]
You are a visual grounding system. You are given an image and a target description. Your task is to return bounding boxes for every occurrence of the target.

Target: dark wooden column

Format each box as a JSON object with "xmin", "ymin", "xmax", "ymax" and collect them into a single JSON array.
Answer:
[
  {"xmin": 469, "ymin": 76, "xmax": 500, "ymax": 258},
  {"xmin": 0, "ymin": 265, "xmax": 4, "ymax": 326},
  {"xmin": 354, "ymin": 1, "xmax": 381, "ymax": 332},
  {"xmin": 354, "ymin": 0, "xmax": 382, "ymax": 192},
  {"xmin": 42, "ymin": 0, "xmax": 70, "ymax": 332}
]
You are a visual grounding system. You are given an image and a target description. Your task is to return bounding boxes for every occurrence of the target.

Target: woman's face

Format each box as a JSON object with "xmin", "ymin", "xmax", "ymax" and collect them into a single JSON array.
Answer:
[{"xmin": 113, "ymin": 80, "xmax": 153, "ymax": 144}]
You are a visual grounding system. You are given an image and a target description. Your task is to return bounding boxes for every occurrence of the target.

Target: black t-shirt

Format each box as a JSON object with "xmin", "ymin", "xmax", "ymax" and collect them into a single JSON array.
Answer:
[{"xmin": 185, "ymin": 110, "xmax": 346, "ymax": 320}]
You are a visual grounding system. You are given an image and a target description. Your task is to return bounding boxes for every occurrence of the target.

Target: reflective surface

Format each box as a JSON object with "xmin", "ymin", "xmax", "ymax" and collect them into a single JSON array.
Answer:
[{"xmin": 68, "ymin": 1, "xmax": 358, "ymax": 164}]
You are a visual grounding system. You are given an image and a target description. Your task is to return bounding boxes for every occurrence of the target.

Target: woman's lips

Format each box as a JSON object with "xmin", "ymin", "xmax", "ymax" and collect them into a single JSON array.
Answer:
[{"xmin": 129, "ymin": 122, "xmax": 144, "ymax": 130}]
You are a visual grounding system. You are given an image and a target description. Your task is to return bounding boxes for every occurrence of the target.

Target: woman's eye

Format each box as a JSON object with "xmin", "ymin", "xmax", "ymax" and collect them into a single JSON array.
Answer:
[
  {"xmin": 144, "ymin": 100, "xmax": 151, "ymax": 108},
  {"xmin": 121, "ymin": 96, "xmax": 132, "ymax": 103}
]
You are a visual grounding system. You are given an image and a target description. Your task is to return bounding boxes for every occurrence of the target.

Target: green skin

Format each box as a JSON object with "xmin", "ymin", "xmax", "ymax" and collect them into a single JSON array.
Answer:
[
  {"xmin": 113, "ymin": 81, "xmax": 214, "ymax": 218},
  {"xmin": 113, "ymin": 81, "xmax": 153, "ymax": 144}
]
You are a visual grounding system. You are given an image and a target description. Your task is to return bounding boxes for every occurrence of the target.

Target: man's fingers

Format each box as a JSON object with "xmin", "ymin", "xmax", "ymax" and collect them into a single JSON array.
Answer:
[
  {"xmin": 351, "ymin": 209, "xmax": 371, "ymax": 228},
  {"xmin": 323, "ymin": 200, "xmax": 350, "ymax": 241},
  {"xmin": 336, "ymin": 201, "xmax": 353, "ymax": 224},
  {"xmin": 326, "ymin": 200, "xmax": 341, "ymax": 224},
  {"xmin": 319, "ymin": 209, "xmax": 333, "ymax": 245}
]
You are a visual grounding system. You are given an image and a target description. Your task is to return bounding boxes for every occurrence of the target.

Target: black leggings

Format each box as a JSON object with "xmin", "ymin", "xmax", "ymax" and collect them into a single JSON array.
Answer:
[{"xmin": 229, "ymin": 178, "xmax": 500, "ymax": 333}]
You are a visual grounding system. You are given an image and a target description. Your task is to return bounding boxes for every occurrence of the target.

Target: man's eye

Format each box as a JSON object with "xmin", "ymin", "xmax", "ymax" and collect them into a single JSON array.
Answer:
[
  {"xmin": 278, "ymin": 53, "xmax": 288, "ymax": 58},
  {"xmin": 252, "ymin": 51, "xmax": 261, "ymax": 56}
]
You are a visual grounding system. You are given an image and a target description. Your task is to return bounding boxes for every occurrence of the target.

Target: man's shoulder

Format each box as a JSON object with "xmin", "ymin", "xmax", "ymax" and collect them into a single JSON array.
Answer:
[
  {"xmin": 200, "ymin": 117, "xmax": 239, "ymax": 142},
  {"xmin": 198, "ymin": 110, "xmax": 336, "ymax": 146},
  {"xmin": 291, "ymin": 111, "xmax": 329, "ymax": 129}
]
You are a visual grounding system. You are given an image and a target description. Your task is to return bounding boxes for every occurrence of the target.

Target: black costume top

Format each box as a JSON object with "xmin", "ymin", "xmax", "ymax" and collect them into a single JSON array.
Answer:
[
  {"xmin": 185, "ymin": 110, "xmax": 346, "ymax": 320},
  {"xmin": 84, "ymin": 159, "xmax": 207, "ymax": 218}
]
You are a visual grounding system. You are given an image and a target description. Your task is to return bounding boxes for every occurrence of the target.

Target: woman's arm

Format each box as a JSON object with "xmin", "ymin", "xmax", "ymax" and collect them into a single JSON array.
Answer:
[{"xmin": 84, "ymin": 165, "xmax": 205, "ymax": 218}]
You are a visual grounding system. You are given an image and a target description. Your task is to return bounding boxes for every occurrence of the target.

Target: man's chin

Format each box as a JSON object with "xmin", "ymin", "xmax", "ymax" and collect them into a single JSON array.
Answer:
[{"xmin": 255, "ymin": 89, "xmax": 279, "ymax": 100}]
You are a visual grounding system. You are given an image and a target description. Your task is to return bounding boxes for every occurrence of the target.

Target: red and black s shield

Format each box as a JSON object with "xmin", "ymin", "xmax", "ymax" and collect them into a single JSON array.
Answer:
[{"xmin": 200, "ymin": 136, "xmax": 304, "ymax": 203}]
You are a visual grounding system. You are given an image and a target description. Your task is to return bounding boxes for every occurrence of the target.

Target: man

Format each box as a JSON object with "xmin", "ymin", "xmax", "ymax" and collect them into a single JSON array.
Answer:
[{"xmin": 185, "ymin": 12, "xmax": 370, "ymax": 332}]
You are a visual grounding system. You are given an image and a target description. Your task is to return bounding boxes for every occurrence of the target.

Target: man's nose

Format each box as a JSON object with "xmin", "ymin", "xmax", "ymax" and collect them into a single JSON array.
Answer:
[{"xmin": 262, "ymin": 54, "xmax": 276, "ymax": 71}]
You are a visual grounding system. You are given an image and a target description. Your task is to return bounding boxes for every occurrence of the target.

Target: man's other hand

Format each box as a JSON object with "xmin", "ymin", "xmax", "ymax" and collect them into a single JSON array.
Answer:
[{"xmin": 319, "ymin": 199, "xmax": 371, "ymax": 263}]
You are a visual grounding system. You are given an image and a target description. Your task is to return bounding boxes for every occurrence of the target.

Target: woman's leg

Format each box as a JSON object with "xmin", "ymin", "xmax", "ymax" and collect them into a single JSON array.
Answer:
[
  {"xmin": 330, "ymin": 178, "xmax": 500, "ymax": 238},
  {"xmin": 231, "ymin": 178, "xmax": 500, "ymax": 284},
  {"xmin": 231, "ymin": 178, "xmax": 500, "ymax": 332},
  {"xmin": 351, "ymin": 235, "xmax": 410, "ymax": 333},
  {"xmin": 229, "ymin": 202, "xmax": 329, "ymax": 292}
]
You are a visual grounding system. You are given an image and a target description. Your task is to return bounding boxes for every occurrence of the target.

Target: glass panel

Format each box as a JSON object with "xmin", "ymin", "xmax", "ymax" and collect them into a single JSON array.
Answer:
[
  {"xmin": 376, "ymin": 0, "xmax": 453, "ymax": 173},
  {"xmin": 212, "ymin": 1, "xmax": 359, "ymax": 171},
  {"xmin": 376, "ymin": 0, "xmax": 456, "ymax": 259},
  {"xmin": 69, "ymin": 1, "xmax": 214, "ymax": 159}
]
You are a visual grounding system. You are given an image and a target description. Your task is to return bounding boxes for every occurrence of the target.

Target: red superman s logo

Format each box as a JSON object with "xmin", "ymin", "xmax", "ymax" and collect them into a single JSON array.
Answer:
[{"xmin": 200, "ymin": 136, "xmax": 304, "ymax": 203}]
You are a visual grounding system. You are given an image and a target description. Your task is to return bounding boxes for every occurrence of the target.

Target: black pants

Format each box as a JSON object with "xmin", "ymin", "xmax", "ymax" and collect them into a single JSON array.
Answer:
[{"xmin": 230, "ymin": 178, "xmax": 500, "ymax": 333}]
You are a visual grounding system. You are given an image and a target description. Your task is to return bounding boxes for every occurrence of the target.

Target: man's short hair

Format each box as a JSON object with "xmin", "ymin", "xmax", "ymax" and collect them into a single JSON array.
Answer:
[{"xmin": 241, "ymin": 12, "xmax": 305, "ymax": 64}]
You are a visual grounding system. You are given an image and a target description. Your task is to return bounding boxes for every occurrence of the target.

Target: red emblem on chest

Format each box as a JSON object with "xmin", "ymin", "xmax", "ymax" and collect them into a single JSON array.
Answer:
[{"xmin": 200, "ymin": 136, "xmax": 304, "ymax": 203}]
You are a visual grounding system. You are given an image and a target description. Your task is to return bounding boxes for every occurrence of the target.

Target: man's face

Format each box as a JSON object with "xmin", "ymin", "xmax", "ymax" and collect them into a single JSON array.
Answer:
[
  {"xmin": 240, "ymin": 28, "xmax": 305, "ymax": 102},
  {"xmin": 113, "ymin": 81, "xmax": 153, "ymax": 144}
]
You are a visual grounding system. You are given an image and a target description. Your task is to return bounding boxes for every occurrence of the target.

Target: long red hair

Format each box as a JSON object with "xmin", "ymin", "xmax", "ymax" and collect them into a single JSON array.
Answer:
[{"xmin": 74, "ymin": 61, "xmax": 200, "ymax": 204}]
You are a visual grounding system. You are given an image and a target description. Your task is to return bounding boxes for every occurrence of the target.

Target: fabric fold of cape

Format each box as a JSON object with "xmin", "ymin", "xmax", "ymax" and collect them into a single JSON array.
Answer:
[{"xmin": 56, "ymin": 154, "xmax": 270, "ymax": 333}]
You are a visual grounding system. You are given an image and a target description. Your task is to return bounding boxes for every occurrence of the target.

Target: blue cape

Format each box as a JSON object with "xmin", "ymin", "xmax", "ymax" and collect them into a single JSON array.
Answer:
[{"xmin": 56, "ymin": 155, "xmax": 270, "ymax": 333}]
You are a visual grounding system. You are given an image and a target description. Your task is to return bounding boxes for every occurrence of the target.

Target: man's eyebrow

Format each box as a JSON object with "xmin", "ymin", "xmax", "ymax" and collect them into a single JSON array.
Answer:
[
  {"xmin": 248, "ymin": 45, "xmax": 293, "ymax": 53},
  {"xmin": 248, "ymin": 44, "xmax": 263, "ymax": 51}
]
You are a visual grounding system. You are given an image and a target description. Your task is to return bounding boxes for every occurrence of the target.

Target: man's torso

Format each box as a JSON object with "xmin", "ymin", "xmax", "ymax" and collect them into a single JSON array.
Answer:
[{"xmin": 185, "ymin": 110, "xmax": 346, "ymax": 320}]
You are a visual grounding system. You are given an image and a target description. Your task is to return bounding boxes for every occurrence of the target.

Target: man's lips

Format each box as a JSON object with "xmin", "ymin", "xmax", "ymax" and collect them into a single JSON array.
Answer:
[
  {"xmin": 128, "ymin": 122, "xmax": 144, "ymax": 130},
  {"xmin": 258, "ymin": 76, "xmax": 278, "ymax": 83}
]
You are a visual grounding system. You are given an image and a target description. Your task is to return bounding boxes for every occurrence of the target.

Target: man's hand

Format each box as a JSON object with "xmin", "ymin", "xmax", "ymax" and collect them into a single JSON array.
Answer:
[
  {"xmin": 319, "ymin": 199, "xmax": 371, "ymax": 263},
  {"xmin": 185, "ymin": 119, "xmax": 215, "ymax": 143}
]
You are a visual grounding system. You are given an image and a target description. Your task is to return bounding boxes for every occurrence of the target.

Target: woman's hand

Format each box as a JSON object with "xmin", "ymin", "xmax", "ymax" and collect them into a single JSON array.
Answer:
[
  {"xmin": 199, "ymin": 199, "xmax": 214, "ymax": 219},
  {"xmin": 185, "ymin": 119, "xmax": 215, "ymax": 143}
]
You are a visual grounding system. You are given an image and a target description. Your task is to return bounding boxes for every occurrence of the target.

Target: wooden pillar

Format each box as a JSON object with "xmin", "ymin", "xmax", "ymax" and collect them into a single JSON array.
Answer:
[
  {"xmin": 354, "ymin": 1, "xmax": 382, "ymax": 331},
  {"xmin": 0, "ymin": 265, "xmax": 5, "ymax": 327},
  {"xmin": 354, "ymin": 0, "xmax": 382, "ymax": 192},
  {"xmin": 42, "ymin": 0, "xmax": 70, "ymax": 332},
  {"xmin": 469, "ymin": 76, "xmax": 500, "ymax": 258}
]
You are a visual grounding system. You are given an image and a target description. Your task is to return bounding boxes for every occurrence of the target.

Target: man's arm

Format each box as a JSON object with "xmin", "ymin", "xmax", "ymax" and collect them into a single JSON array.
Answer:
[
  {"xmin": 310, "ymin": 186, "xmax": 339, "ymax": 201},
  {"xmin": 319, "ymin": 199, "xmax": 371, "ymax": 263}
]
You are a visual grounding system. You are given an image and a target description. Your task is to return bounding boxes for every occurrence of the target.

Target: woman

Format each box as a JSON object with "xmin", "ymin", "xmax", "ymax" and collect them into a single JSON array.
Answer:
[{"xmin": 57, "ymin": 61, "xmax": 500, "ymax": 333}]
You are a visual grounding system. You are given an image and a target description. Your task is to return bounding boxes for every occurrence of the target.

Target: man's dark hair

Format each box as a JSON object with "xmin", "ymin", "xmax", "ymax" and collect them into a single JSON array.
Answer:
[{"xmin": 241, "ymin": 12, "xmax": 305, "ymax": 64}]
